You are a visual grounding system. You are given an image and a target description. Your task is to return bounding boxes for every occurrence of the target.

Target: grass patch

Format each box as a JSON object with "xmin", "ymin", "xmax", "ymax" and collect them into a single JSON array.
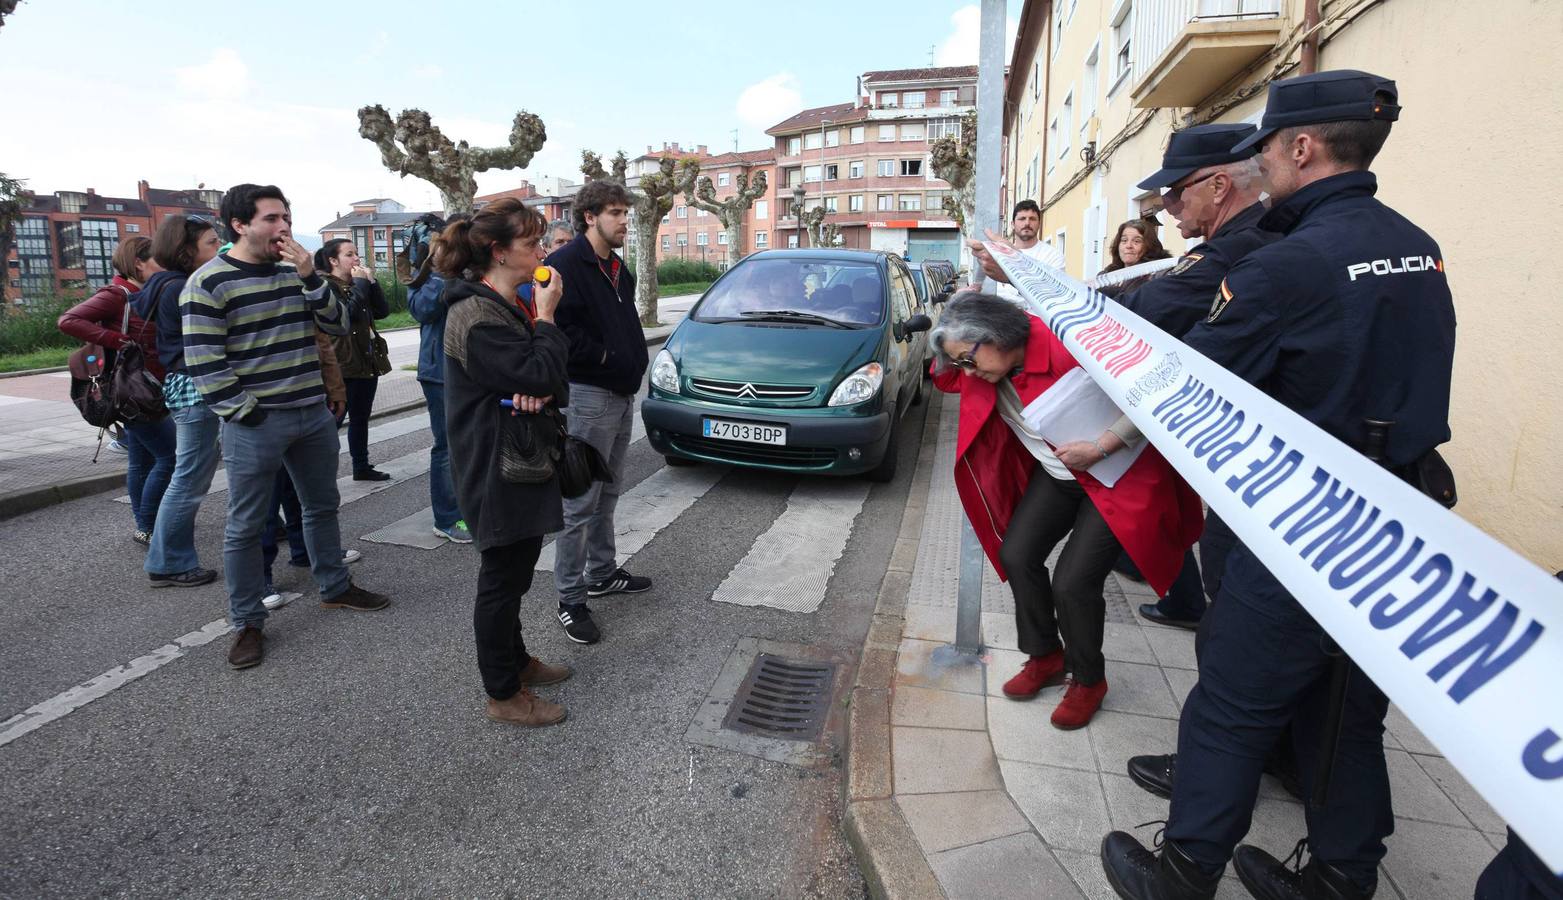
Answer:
[
  {"xmin": 380, "ymin": 311, "xmax": 417, "ymax": 330},
  {"xmin": 660, "ymin": 281, "xmax": 711, "ymax": 297},
  {"xmin": 0, "ymin": 346, "xmax": 73, "ymax": 373}
]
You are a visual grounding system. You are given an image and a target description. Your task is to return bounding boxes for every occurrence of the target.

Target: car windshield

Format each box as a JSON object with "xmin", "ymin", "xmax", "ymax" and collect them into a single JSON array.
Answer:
[{"xmin": 694, "ymin": 258, "xmax": 884, "ymax": 327}]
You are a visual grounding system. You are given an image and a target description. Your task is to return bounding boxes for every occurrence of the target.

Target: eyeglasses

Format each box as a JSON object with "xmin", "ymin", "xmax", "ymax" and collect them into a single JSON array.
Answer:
[
  {"xmin": 1161, "ymin": 170, "xmax": 1220, "ymax": 203},
  {"xmin": 952, "ymin": 341, "xmax": 984, "ymax": 371}
]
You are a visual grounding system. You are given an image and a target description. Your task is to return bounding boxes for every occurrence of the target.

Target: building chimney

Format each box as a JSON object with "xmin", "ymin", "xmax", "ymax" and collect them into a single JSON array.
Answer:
[
  {"xmin": 87, "ymin": 188, "xmax": 97, "ymax": 196},
  {"xmin": 697, "ymin": 145, "xmax": 708, "ymax": 155}
]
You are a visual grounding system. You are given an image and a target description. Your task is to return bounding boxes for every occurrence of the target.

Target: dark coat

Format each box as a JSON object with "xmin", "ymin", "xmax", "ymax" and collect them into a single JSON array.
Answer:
[
  {"xmin": 1116, "ymin": 202, "xmax": 1278, "ymax": 336},
  {"xmin": 130, "ymin": 270, "xmax": 191, "ymax": 374},
  {"xmin": 327, "ymin": 275, "xmax": 389, "ymax": 379},
  {"xmin": 441, "ymin": 279, "xmax": 571, "ymax": 551},
  {"xmin": 545, "ymin": 233, "xmax": 647, "ymax": 395}
]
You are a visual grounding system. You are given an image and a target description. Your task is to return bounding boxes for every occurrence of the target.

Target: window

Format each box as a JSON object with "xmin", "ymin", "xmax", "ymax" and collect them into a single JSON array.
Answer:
[
  {"xmin": 825, "ymin": 129, "xmax": 840, "ymax": 148},
  {"xmin": 1047, "ymin": 118, "xmax": 1060, "ymax": 171},
  {"xmin": 901, "ymin": 122, "xmax": 925, "ymax": 142},
  {"xmin": 897, "ymin": 194, "xmax": 921, "ymax": 211},
  {"xmin": 677, "ymin": 205, "xmax": 688, "ymax": 218},
  {"xmin": 877, "ymin": 124, "xmax": 896, "ymax": 143},
  {"xmin": 373, "ymin": 228, "xmax": 387, "ymax": 241},
  {"xmin": 662, "ymin": 236, "xmax": 671, "ymax": 251},
  {"xmin": 374, "ymin": 251, "xmax": 388, "ymax": 266},
  {"xmin": 1110, "ymin": 0, "xmax": 1134, "ymax": 91},
  {"xmin": 849, "ymin": 160, "xmax": 864, "ymax": 179},
  {"xmin": 878, "ymin": 91, "xmax": 898, "ymax": 108},
  {"xmin": 824, "ymin": 197, "xmax": 839, "ymax": 213},
  {"xmin": 876, "ymin": 194, "xmax": 894, "ymax": 211},
  {"xmin": 58, "ymin": 192, "xmax": 86, "ymax": 214},
  {"xmin": 819, "ymin": 164, "xmax": 836, "ymax": 181},
  {"xmin": 929, "ymin": 117, "xmax": 962, "ymax": 141},
  {"xmin": 925, "ymin": 191, "xmax": 945, "ymax": 213},
  {"xmin": 788, "ymin": 234, "xmax": 799, "ymax": 248},
  {"xmin": 754, "ymin": 231, "xmax": 768, "ymax": 248},
  {"xmin": 125, "ymin": 223, "xmax": 140, "ymax": 233},
  {"xmin": 677, "ymin": 233, "xmax": 689, "ymax": 246},
  {"xmin": 850, "ymin": 125, "xmax": 865, "ymax": 144},
  {"xmin": 718, "ymin": 173, "xmax": 730, "ymax": 187},
  {"xmin": 804, "ymin": 131, "xmax": 823, "ymax": 151},
  {"xmin": 697, "ymin": 232, "xmax": 709, "ymax": 246},
  {"xmin": 755, "ymin": 200, "xmax": 769, "ymax": 220},
  {"xmin": 900, "ymin": 159, "xmax": 923, "ymax": 177},
  {"xmin": 786, "ymin": 168, "xmax": 802, "ymax": 187},
  {"xmin": 81, "ymin": 219, "xmax": 118, "ymax": 286},
  {"xmin": 940, "ymin": 89, "xmax": 957, "ymax": 107},
  {"xmin": 1081, "ymin": 44, "xmax": 1100, "ymax": 125},
  {"xmin": 55, "ymin": 222, "xmax": 84, "ymax": 269},
  {"xmin": 849, "ymin": 194, "xmax": 864, "ymax": 212},
  {"xmin": 106, "ymin": 203, "xmax": 124, "ymax": 212},
  {"xmin": 877, "ymin": 159, "xmax": 895, "ymax": 177},
  {"xmin": 1052, "ymin": 3, "xmax": 1066, "ymax": 55},
  {"xmin": 662, "ymin": 214, "xmax": 670, "ymax": 223},
  {"xmin": 804, "ymin": 165, "xmax": 822, "ymax": 183},
  {"xmin": 1060, "ymin": 90, "xmax": 1074, "ymax": 158},
  {"xmin": 903, "ymin": 91, "xmax": 926, "ymax": 109},
  {"xmin": 787, "ymin": 136, "xmax": 802, "ymax": 156},
  {"xmin": 718, "ymin": 232, "xmax": 729, "ymax": 245},
  {"xmin": 697, "ymin": 207, "xmax": 707, "ymax": 217}
]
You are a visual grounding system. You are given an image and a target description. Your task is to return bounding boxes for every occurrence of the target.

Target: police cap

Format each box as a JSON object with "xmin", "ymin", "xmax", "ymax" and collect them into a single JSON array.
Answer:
[
  {"xmin": 1136, "ymin": 123, "xmax": 1259, "ymax": 191},
  {"xmin": 1231, "ymin": 69, "xmax": 1400, "ymax": 154}
]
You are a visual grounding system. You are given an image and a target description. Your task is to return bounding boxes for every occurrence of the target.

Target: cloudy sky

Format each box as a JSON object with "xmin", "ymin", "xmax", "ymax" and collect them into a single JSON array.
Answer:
[{"xmin": 0, "ymin": 0, "xmax": 1018, "ymax": 243}]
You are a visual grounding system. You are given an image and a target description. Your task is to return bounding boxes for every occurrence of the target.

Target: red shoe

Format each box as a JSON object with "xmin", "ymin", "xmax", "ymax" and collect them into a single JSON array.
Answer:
[
  {"xmin": 1050, "ymin": 677, "xmax": 1109, "ymax": 730},
  {"xmin": 1001, "ymin": 650, "xmax": 1066, "ymax": 699}
]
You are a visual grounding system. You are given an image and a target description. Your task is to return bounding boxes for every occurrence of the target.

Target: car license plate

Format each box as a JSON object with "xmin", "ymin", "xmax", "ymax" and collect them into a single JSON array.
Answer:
[{"xmin": 702, "ymin": 418, "xmax": 787, "ymax": 446}]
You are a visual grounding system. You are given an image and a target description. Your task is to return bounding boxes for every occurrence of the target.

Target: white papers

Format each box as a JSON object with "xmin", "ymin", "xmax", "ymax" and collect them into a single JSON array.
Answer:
[{"xmin": 1021, "ymin": 368, "xmax": 1146, "ymax": 487}]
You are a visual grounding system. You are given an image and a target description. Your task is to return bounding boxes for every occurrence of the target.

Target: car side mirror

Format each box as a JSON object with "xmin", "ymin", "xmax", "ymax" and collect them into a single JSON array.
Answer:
[{"xmin": 898, "ymin": 314, "xmax": 932, "ymax": 341}]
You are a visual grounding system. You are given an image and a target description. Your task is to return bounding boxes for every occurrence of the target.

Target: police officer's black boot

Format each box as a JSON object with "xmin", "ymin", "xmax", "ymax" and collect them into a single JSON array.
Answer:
[
  {"xmin": 1127, "ymin": 753, "xmax": 1177, "ymax": 798},
  {"xmin": 1233, "ymin": 841, "xmax": 1375, "ymax": 900},
  {"xmin": 1101, "ymin": 831, "xmax": 1221, "ymax": 900}
]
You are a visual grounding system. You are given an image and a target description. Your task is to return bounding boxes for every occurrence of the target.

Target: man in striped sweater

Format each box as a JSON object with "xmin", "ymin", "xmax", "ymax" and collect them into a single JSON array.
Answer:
[{"xmin": 184, "ymin": 184, "xmax": 391, "ymax": 670}]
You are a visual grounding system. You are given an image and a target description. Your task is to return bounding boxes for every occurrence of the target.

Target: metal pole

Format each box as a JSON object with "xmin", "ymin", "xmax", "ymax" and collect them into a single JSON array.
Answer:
[{"xmin": 950, "ymin": 0, "xmax": 1007, "ymax": 655}]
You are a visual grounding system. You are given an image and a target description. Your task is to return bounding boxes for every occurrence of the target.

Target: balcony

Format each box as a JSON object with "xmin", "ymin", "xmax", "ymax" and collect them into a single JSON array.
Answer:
[{"xmin": 1131, "ymin": 2, "xmax": 1285, "ymax": 109}]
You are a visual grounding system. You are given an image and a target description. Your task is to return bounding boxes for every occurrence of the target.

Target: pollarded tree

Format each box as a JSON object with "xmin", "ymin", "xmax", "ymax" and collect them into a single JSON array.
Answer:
[
  {"xmin": 930, "ymin": 110, "xmax": 977, "ymax": 233},
  {"xmin": 0, "ymin": 1, "xmax": 19, "ymax": 32},
  {"xmin": 679, "ymin": 165, "xmax": 768, "ymax": 268},
  {"xmin": 581, "ymin": 150, "xmax": 682, "ymax": 326},
  {"xmin": 357, "ymin": 105, "xmax": 546, "ymax": 213}
]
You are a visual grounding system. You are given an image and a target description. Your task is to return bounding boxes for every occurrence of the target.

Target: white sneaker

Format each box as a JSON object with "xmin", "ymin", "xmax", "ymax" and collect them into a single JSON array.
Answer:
[
  {"xmin": 343, "ymin": 549, "xmax": 362, "ymax": 565},
  {"xmin": 262, "ymin": 591, "xmax": 301, "ymax": 611}
]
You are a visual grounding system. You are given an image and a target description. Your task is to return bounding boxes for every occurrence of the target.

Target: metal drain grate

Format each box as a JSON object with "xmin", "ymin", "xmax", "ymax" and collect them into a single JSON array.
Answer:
[{"xmin": 722, "ymin": 654, "xmax": 836, "ymax": 741}]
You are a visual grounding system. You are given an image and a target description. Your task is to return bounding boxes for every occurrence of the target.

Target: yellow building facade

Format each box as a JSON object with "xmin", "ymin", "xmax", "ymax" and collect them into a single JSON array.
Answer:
[{"xmin": 1003, "ymin": 0, "xmax": 1563, "ymax": 568}]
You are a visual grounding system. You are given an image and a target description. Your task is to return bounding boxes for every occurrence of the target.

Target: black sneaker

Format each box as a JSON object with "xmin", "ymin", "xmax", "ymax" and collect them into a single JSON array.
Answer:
[
  {"xmin": 557, "ymin": 604, "xmax": 601, "ymax": 644},
  {"xmin": 320, "ymin": 582, "xmax": 391, "ymax": 611},
  {"xmin": 148, "ymin": 568, "xmax": 218, "ymax": 588},
  {"xmin": 353, "ymin": 468, "xmax": 392, "ymax": 482},
  {"xmin": 586, "ymin": 567, "xmax": 652, "ymax": 598}
]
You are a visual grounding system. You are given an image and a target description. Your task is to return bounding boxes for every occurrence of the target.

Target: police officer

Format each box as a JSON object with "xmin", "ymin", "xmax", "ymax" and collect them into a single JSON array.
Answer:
[{"xmin": 1100, "ymin": 69, "xmax": 1455, "ymax": 900}]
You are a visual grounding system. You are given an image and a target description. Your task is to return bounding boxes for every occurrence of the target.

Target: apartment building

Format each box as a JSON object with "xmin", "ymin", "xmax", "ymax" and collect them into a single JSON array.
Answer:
[
  {"xmin": 767, "ymin": 66, "xmax": 976, "ymax": 263},
  {"xmin": 655, "ymin": 148, "xmax": 775, "ymax": 265},
  {"xmin": 318, "ymin": 198, "xmax": 434, "ymax": 270},
  {"xmin": 1004, "ymin": 0, "xmax": 1563, "ymax": 565}
]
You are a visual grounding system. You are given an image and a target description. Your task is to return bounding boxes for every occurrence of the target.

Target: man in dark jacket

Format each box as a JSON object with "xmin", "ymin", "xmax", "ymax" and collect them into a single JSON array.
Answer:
[{"xmin": 544, "ymin": 179, "xmax": 651, "ymax": 645}]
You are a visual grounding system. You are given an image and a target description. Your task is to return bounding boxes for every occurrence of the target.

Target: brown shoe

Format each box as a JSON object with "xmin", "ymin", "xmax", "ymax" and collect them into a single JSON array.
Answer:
[
  {"xmin": 519, "ymin": 657, "xmax": 574, "ymax": 686},
  {"xmin": 486, "ymin": 688, "xmax": 567, "ymax": 727},
  {"xmin": 228, "ymin": 626, "xmax": 264, "ymax": 669},
  {"xmin": 320, "ymin": 582, "xmax": 391, "ymax": 611}
]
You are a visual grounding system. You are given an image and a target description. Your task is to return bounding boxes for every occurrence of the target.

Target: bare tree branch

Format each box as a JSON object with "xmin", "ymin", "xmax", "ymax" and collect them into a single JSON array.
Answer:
[{"xmin": 357, "ymin": 105, "xmax": 546, "ymax": 213}]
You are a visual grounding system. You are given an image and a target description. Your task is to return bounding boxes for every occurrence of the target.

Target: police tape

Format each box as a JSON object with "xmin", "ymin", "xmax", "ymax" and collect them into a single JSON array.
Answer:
[
  {"xmin": 1085, "ymin": 255, "xmax": 1179, "ymax": 289},
  {"xmin": 983, "ymin": 240, "xmax": 1563, "ymax": 873}
]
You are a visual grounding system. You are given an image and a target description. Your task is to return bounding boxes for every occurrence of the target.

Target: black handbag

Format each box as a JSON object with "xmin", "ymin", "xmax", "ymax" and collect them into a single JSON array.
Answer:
[
  {"xmin": 558, "ymin": 434, "xmax": 614, "ymax": 499},
  {"xmin": 498, "ymin": 406, "xmax": 566, "ymax": 484}
]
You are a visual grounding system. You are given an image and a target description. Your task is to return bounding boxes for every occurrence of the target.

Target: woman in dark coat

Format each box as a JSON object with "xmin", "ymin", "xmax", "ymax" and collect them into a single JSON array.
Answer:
[
  {"xmin": 432, "ymin": 198, "xmax": 573, "ymax": 728},
  {"xmin": 1096, "ymin": 218, "xmax": 1173, "ymax": 298},
  {"xmin": 315, "ymin": 238, "xmax": 391, "ymax": 480}
]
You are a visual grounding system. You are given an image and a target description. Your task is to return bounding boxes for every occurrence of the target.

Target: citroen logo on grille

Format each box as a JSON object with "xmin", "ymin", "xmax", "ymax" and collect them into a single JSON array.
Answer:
[{"xmin": 736, "ymin": 383, "xmax": 759, "ymax": 399}]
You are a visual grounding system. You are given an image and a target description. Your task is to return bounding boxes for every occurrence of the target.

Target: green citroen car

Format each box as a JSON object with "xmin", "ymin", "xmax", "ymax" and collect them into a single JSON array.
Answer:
[{"xmin": 641, "ymin": 249, "xmax": 933, "ymax": 482}]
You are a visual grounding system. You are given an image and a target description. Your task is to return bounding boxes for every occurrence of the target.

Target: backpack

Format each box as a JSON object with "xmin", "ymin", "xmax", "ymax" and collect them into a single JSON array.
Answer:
[
  {"xmin": 65, "ymin": 286, "xmax": 168, "ymax": 432},
  {"xmin": 67, "ymin": 346, "xmax": 117, "ymax": 429},
  {"xmin": 395, "ymin": 213, "xmax": 447, "ymax": 289}
]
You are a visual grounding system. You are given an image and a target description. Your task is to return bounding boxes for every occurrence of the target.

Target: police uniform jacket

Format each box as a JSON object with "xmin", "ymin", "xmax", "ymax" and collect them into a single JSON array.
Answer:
[
  {"xmin": 1182, "ymin": 170, "xmax": 1455, "ymax": 468},
  {"xmin": 1118, "ymin": 201, "xmax": 1278, "ymax": 338}
]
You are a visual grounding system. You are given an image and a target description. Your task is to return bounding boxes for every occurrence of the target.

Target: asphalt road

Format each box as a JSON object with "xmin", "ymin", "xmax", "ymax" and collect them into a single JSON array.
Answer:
[{"xmin": 0, "ymin": 389, "xmax": 932, "ymax": 899}]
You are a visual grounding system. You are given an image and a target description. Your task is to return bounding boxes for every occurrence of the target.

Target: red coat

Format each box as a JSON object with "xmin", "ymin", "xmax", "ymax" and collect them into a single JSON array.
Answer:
[
  {"xmin": 932, "ymin": 316, "xmax": 1202, "ymax": 596},
  {"xmin": 57, "ymin": 276, "xmax": 165, "ymax": 380}
]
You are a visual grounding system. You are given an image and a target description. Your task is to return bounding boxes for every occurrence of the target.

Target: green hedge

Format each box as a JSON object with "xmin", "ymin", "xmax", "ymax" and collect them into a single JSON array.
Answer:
[
  {"xmin": 655, "ymin": 259, "xmax": 722, "ymax": 284},
  {"xmin": 0, "ymin": 296, "xmax": 79, "ymax": 356}
]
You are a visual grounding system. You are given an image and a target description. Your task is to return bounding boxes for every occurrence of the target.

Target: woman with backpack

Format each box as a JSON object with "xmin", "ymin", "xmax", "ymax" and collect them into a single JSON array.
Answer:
[
  {"xmin": 315, "ymin": 239, "xmax": 391, "ymax": 481},
  {"xmin": 57, "ymin": 236, "xmax": 175, "ymax": 546},
  {"xmin": 134, "ymin": 215, "xmax": 223, "ymax": 588}
]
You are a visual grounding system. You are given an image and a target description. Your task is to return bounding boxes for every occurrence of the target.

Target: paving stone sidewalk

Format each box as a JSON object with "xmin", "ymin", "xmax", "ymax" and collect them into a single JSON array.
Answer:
[{"xmin": 854, "ymin": 391, "xmax": 1505, "ymax": 899}]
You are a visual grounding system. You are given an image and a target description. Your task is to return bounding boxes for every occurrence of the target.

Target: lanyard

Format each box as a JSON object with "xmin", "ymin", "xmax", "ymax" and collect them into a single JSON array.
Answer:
[{"xmin": 482, "ymin": 277, "xmax": 535, "ymax": 325}]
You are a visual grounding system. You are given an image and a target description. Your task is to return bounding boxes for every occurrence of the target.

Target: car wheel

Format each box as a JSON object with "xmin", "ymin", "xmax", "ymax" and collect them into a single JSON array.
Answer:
[
  {"xmin": 664, "ymin": 455, "xmax": 697, "ymax": 467},
  {"xmin": 866, "ymin": 419, "xmax": 900, "ymax": 483}
]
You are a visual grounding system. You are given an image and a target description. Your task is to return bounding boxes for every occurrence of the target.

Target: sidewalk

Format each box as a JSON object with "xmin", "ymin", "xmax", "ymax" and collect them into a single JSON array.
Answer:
[{"xmin": 846, "ymin": 391, "xmax": 1505, "ymax": 899}]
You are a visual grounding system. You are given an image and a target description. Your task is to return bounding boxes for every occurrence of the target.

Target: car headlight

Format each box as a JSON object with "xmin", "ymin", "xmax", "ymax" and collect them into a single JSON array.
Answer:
[
  {"xmin": 650, "ymin": 348, "xmax": 680, "ymax": 393},
  {"xmin": 828, "ymin": 362, "xmax": 883, "ymax": 407}
]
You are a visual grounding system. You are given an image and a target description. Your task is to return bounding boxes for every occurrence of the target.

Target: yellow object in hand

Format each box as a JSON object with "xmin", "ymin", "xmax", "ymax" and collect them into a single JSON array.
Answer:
[{"xmin": 534, "ymin": 266, "xmax": 551, "ymax": 286}]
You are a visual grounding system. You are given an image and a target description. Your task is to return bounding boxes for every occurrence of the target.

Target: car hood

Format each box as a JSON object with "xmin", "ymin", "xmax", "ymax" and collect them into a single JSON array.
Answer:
[{"xmin": 668, "ymin": 320, "xmax": 883, "ymax": 390}]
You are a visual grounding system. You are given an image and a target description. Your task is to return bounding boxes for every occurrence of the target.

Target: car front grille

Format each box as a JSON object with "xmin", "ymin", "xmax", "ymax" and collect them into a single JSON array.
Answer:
[
  {"xmin": 688, "ymin": 378, "xmax": 816, "ymax": 402},
  {"xmin": 670, "ymin": 434, "xmax": 837, "ymax": 469}
]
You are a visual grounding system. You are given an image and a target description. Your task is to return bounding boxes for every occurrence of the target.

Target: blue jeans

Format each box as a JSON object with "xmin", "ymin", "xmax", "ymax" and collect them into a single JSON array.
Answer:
[
  {"xmin": 222, "ymin": 404, "xmax": 349, "ymax": 628},
  {"xmin": 421, "ymin": 380, "xmax": 462, "ymax": 530},
  {"xmin": 144, "ymin": 403, "xmax": 221, "ymax": 576},
  {"xmin": 261, "ymin": 468, "xmax": 307, "ymax": 584},
  {"xmin": 123, "ymin": 417, "xmax": 177, "ymax": 533},
  {"xmin": 553, "ymin": 383, "xmax": 634, "ymax": 606}
]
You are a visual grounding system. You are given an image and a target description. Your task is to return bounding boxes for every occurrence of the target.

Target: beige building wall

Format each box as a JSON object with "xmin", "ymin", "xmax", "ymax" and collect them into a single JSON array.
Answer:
[{"xmin": 1006, "ymin": 0, "xmax": 1563, "ymax": 567}]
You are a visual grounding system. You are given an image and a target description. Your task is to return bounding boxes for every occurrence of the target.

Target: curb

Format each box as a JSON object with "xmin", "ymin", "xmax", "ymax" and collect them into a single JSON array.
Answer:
[
  {"xmin": 0, "ymin": 330, "xmax": 675, "ymax": 521},
  {"xmin": 843, "ymin": 390, "xmax": 947, "ymax": 899}
]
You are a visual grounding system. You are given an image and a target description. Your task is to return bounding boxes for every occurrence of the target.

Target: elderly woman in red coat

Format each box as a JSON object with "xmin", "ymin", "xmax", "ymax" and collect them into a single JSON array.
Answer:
[{"xmin": 931, "ymin": 291, "xmax": 1203, "ymax": 729}]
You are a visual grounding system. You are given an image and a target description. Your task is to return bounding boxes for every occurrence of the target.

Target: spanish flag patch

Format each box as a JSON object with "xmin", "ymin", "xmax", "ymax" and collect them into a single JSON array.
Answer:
[{"xmin": 1207, "ymin": 279, "xmax": 1235, "ymax": 323}]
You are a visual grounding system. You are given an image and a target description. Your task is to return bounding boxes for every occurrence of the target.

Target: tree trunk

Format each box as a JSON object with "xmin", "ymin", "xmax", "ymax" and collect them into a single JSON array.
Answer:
[
  {"xmin": 634, "ymin": 223, "xmax": 660, "ymax": 326},
  {"xmin": 440, "ymin": 187, "xmax": 473, "ymax": 215},
  {"xmin": 723, "ymin": 216, "xmax": 743, "ymax": 268}
]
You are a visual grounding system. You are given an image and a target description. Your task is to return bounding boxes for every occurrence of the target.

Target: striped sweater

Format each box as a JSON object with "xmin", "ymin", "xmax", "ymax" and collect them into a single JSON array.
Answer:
[{"xmin": 181, "ymin": 253, "xmax": 347, "ymax": 419}]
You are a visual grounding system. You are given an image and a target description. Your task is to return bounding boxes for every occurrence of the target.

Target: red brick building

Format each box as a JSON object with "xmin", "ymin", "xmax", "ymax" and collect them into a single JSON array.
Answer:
[
  {"xmin": 766, "ymin": 65, "xmax": 975, "ymax": 263},
  {"xmin": 4, "ymin": 181, "xmax": 220, "ymax": 304},
  {"xmin": 648, "ymin": 147, "xmax": 776, "ymax": 266}
]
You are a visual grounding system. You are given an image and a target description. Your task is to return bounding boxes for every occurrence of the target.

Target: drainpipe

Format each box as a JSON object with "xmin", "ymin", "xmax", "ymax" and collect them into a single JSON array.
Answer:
[{"xmin": 1300, "ymin": 0, "xmax": 1321, "ymax": 74}]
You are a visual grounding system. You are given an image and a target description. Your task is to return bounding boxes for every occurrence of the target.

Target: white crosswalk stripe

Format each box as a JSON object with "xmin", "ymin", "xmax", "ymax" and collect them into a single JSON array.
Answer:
[
  {"xmin": 534, "ymin": 464, "xmax": 727, "ymax": 572},
  {"xmin": 710, "ymin": 480, "xmax": 870, "ymax": 613}
]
